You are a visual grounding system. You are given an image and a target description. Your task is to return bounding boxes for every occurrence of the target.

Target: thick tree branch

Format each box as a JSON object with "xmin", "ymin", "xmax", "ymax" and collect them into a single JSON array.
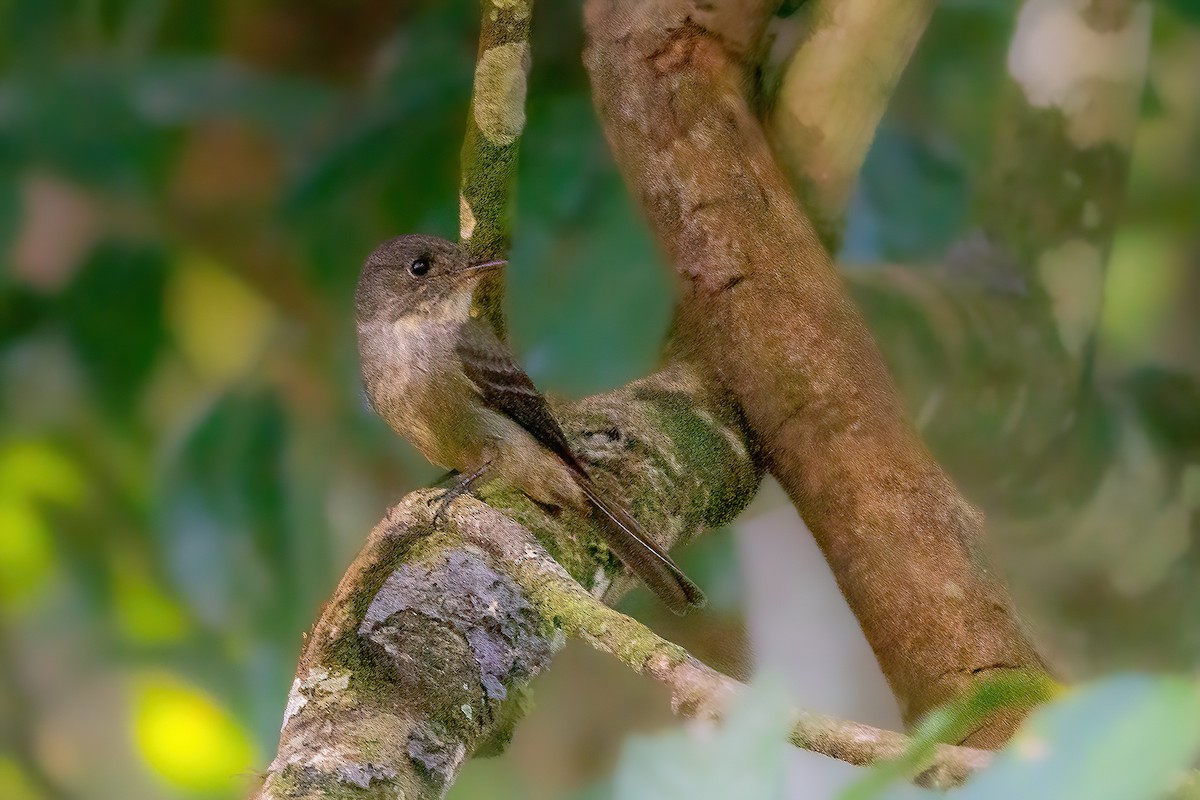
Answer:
[
  {"xmin": 583, "ymin": 0, "xmax": 1047, "ymax": 741},
  {"xmin": 254, "ymin": 475, "xmax": 998, "ymax": 798},
  {"xmin": 768, "ymin": 0, "xmax": 938, "ymax": 251},
  {"xmin": 253, "ymin": 364, "xmax": 759, "ymax": 798}
]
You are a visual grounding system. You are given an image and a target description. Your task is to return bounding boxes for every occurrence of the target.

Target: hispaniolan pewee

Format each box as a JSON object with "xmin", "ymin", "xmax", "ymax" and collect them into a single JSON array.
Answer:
[{"xmin": 355, "ymin": 234, "xmax": 705, "ymax": 614}]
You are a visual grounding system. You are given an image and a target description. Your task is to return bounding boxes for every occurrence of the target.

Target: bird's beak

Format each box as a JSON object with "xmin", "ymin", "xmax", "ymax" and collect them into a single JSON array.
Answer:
[{"xmin": 458, "ymin": 258, "xmax": 507, "ymax": 275}]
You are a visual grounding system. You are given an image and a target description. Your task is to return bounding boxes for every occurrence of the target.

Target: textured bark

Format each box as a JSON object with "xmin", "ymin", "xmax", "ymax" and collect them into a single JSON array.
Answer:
[
  {"xmin": 253, "ymin": 364, "xmax": 759, "ymax": 798},
  {"xmin": 583, "ymin": 0, "xmax": 1047, "ymax": 739}
]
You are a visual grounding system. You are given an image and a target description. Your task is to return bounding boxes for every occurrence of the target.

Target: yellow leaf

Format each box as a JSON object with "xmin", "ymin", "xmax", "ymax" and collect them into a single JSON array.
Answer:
[{"xmin": 132, "ymin": 674, "xmax": 256, "ymax": 793}]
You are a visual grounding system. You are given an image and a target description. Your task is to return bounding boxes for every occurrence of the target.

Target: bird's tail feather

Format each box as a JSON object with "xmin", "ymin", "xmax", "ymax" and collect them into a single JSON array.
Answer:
[{"xmin": 576, "ymin": 477, "xmax": 705, "ymax": 615}]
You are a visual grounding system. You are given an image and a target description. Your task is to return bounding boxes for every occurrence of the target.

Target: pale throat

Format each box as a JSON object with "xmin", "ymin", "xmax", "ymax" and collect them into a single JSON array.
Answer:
[{"xmin": 407, "ymin": 281, "xmax": 477, "ymax": 325}]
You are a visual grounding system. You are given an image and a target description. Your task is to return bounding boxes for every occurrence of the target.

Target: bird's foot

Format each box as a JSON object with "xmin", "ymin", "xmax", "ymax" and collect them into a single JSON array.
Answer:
[{"xmin": 427, "ymin": 462, "xmax": 490, "ymax": 529}]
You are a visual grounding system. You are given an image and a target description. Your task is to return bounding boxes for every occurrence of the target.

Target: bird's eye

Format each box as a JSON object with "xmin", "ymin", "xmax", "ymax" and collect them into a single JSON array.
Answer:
[{"xmin": 409, "ymin": 257, "xmax": 431, "ymax": 277}]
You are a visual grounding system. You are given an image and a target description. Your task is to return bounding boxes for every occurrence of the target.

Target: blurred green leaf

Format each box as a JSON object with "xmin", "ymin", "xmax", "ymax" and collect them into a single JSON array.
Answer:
[
  {"xmin": 952, "ymin": 674, "xmax": 1200, "ymax": 800},
  {"xmin": 2, "ymin": 64, "xmax": 174, "ymax": 188},
  {"xmin": 0, "ymin": 756, "xmax": 42, "ymax": 800},
  {"xmin": 0, "ymin": 500, "xmax": 55, "ymax": 608},
  {"xmin": 60, "ymin": 242, "xmax": 168, "ymax": 416},
  {"xmin": 129, "ymin": 57, "xmax": 335, "ymax": 142},
  {"xmin": 614, "ymin": 675, "xmax": 791, "ymax": 800},
  {"xmin": 857, "ymin": 127, "xmax": 970, "ymax": 262},
  {"xmin": 1162, "ymin": 0, "xmax": 1200, "ymax": 24},
  {"xmin": 0, "ymin": 148, "xmax": 19, "ymax": 258},
  {"xmin": 155, "ymin": 389, "xmax": 289, "ymax": 629},
  {"xmin": 843, "ymin": 670, "xmax": 1058, "ymax": 800},
  {"xmin": 282, "ymin": 11, "xmax": 472, "ymax": 233},
  {"xmin": 851, "ymin": 675, "xmax": 1200, "ymax": 800},
  {"xmin": 511, "ymin": 94, "xmax": 668, "ymax": 395},
  {"xmin": 0, "ymin": 439, "xmax": 86, "ymax": 506}
]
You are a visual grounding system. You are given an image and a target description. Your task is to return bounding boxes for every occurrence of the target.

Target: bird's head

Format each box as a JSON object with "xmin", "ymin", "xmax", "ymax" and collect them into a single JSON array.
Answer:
[{"xmin": 355, "ymin": 234, "xmax": 506, "ymax": 322}]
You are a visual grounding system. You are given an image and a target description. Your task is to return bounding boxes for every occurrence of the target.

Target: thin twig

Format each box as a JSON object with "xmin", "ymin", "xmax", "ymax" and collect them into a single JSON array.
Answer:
[{"xmin": 459, "ymin": 499, "xmax": 994, "ymax": 790}]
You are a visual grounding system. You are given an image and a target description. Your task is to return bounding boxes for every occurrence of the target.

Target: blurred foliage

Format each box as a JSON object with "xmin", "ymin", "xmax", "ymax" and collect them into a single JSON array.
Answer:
[
  {"xmin": 132, "ymin": 673, "xmax": 256, "ymax": 793},
  {"xmin": 613, "ymin": 675, "xmax": 792, "ymax": 800},
  {"xmin": 851, "ymin": 674, "xmax": 1200, "ymax": 800},
  {"xmin": 0, "ymin": 1, "xmax": 1196, "ymax": 799},
  {"xmin": 843, "ymin": 672, "xmax": 1061, "ymax": 800}
]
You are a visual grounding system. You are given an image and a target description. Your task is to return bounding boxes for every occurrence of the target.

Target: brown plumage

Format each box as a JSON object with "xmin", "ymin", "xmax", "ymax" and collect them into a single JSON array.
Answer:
[{"xmin": 355, "ymin": 234, "xmax": 705, "ymax": 614}]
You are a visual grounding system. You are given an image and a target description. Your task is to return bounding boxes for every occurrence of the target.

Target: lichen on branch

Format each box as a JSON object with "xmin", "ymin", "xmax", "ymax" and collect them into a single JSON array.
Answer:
[
  {"xmin": 459, "ymin": 0, "xmax": 533, "ymax": 329},
  {"xmin": 253, "ymin": 364, "xmax": 759, "ymax": 799}
]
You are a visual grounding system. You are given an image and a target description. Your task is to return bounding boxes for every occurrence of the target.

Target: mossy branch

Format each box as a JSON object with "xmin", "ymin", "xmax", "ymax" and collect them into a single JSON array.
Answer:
[
  {"xmin": 252, "ymin": 364, "xmax": 759, "ymax": 799},
  {"xmin": 459, "ymin": 0, "xmax": 533, "ymax": 330},
  {"xmin": 506, "ymin": 529, "xmax": 997, "ymax": 789}
]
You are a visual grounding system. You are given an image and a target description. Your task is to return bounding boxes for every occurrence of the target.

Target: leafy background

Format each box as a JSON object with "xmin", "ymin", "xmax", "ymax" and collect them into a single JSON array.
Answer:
[{"xmin": 0, "ymin": 1, "xmax": 1197, "ymax": 798}]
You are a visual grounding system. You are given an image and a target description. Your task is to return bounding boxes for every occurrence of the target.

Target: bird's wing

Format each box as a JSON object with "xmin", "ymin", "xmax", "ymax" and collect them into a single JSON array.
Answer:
[
  {"xmin": 455, "ymin": 321, "xmax": 586, "ymax": 472},
  {"xmin": 456, "ymin": 320, "xmax": 706, "ymax": 614}
]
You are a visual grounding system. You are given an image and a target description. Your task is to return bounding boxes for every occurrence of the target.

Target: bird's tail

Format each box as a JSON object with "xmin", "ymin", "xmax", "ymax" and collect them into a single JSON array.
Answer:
[{"xmin": 576, "ymin": 476, "xmax": 706, "ymax": 615}]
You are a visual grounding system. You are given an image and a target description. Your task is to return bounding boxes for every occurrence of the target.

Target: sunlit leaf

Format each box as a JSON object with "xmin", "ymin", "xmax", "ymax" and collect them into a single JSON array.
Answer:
[
  {"xmin": 165, "ymin": 252, "xmax": 276, "ymax": 384},
  {"xmin": 0, "ymin": 500, "xmax": 54, "ymax": 607},
  {"xmin": 0, "ymin": 756, "xmax": 40, "ymax": 800},
  {"xmin": 0, "ymin": 439, "xmax": 85, "ymax": 506},
  {"xmin": 614, "ymin": 675, "xmax": 792, "ymax": 800},
  {"xmin": 132, "ymin": 673, "xmax": 256, "ymax": 792}
]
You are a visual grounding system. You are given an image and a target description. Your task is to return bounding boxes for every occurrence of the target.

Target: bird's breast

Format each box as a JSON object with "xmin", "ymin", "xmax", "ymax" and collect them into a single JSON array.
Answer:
[{"xmin": 357, "ymin": 315, "xmax": 480, "ymax": 469}]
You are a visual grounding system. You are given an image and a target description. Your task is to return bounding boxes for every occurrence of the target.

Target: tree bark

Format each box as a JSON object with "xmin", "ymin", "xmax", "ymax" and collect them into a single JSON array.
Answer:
[{"xmin": 583, "ymin": 0, "xmax": 1047, "ymax": 740}]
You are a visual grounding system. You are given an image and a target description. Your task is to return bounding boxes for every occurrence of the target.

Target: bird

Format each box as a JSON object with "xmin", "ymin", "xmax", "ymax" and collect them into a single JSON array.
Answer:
[{"xmin": 354, "ymin": 233, "xmax": 705, "ymax": 614}]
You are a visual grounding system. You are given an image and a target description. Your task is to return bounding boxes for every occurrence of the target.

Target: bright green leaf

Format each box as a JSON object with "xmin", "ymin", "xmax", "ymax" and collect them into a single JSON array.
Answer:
[
  {"xmin": 843, "ymin": 670, "xmax": 1057, "ymax": 800},
  {"xmin": 0, "ymin": 756, "xmax": 40, "ymax": 800},
  {"xmin": 0, "ymin": 439, "xmax": 85, "ymax": 506},
  {"xmin": 0, "ymin": 500, "xmax": 54, "ymax": 607},
  {"xmin": 953, "ymin": 674, "xmax": 1200, "ymax": 800}
]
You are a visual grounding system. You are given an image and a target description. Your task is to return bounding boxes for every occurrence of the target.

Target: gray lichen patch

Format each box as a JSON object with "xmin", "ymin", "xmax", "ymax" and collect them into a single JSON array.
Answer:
[
  {"xmin": 360, "ymin": 549, "xmax": 555, "ymax": 703},
  {"xmin": 281, "ymin": 667, "xmax": 355, "ymax": 732},
  {"xmin": 338, "ymin": 761, "xmax": 400, "ymax": 790},
  {"xmin": 407, "ymin": 720, "xmax": 467, "ymax": 792}
]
